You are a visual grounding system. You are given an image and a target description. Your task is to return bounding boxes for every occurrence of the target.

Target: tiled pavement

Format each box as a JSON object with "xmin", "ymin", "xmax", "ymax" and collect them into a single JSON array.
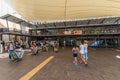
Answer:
[{"xmin": 0, "ymin": 47, "xmax": 120, "ymax": 80}]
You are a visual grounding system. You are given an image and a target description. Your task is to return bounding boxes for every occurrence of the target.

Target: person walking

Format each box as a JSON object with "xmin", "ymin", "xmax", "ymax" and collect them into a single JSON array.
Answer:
[
  {"xmin": 72, "ymin": 45, "xmax": 79, "ymax": 65},
  {"xmin": 63, "ymin": 40, "xmax": 66, "ymax": 49},
  {"xmin": 54, "ymin": 41, "xmax": 59, "ymax": 53},
  {"xmin": 79, "ymin": 40, "xmax": 88, "ymax": 66},
  {"xmin": 84, "ymin": 40, "xmax": 88, "ymax": 65}
]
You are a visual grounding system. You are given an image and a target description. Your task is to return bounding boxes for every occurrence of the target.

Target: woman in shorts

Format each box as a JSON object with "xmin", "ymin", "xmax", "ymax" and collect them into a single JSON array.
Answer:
[{"xmin": 72, "ymin": 45, "xmax": 79, "ymax": 65}]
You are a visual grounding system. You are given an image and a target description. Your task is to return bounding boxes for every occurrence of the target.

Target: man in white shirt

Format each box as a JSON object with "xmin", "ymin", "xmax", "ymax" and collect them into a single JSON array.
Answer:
[
  {"xmin": 63, "ymin": 40, "xmax": 66, "ymax": 49},
  {"xmin": 79, "ymin": 40, "xmax": 88, "ymax": 66}
]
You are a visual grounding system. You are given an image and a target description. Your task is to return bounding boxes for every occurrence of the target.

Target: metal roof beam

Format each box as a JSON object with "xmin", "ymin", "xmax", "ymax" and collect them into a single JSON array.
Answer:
[
  {"xmin": 87, "ymin": 20, "xmax": 91, "ymax": 25},
  {"xmin": 114, "ymin": 18, "xmax": 120, "ymax": 23},
  {"xmin": 44, "ymin": 24, "xmax": 47, "ymax": 27},
  {"xmin": 64, "ymin": 22, "xmax": 66, "ymax": 27},
  {"xmin": 17, "ymin": 21, "xmax": 24, "ymax": 24},
  {"xmin": 34, "ymin": 25, "xmax": 38, "ymax": 28},
  {"xmin": 75, "ymin": 21, "xmax": 77, "ymax": 26},
  {"xmin": 1, "ymin": 14, "xmax": 11, "ymax": 19},
  {"xmin": 54, "ymin": 23, "xmax": 56, "ymax": 27},
  {"xmin": 100, "ymin": 18, "xmax": 106, "ymax": 24}
]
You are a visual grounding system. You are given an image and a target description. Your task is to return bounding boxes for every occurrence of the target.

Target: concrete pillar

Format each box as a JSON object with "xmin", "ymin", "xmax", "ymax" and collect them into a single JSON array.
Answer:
[
  {"xmin": 118, "ymin": 36, "xmax": 120, "ymax": 48},
  {"xmin": 6, "ymin": 19, "xmax": 10, "ymax": 41}
]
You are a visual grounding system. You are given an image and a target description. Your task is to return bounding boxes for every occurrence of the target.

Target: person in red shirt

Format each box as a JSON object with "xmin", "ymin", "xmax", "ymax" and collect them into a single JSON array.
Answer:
[{"xmin": 31, "ymin": 42, "xmax": 38, "ymax": 55}]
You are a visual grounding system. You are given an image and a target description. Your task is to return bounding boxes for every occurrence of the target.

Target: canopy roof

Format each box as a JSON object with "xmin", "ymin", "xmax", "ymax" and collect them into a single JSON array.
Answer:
[{"xmin": 4, "ymin": 0, "xmax": 120, "ymax": 21}]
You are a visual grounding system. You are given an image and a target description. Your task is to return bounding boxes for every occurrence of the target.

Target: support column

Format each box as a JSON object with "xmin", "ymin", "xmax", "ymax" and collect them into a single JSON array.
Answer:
[
  {"xmin": 20, "ymin": 22, "xmax": 23, "ymax": 41},
  {"xmin": 6, "ymin": 19, "xmax": 10, "ymax": 41},
  {"xmin": 36, "ymin": 29, "xmax": 37, "ymax": 36},
  {"xmin": 118, "ymin": 35, "xmax": 120, "ymax": 48},
  {"xmin": 20, "ymin": 22, "xmax": 22, "ymax": 34},
  {"xmin": 96, "ymin": 38, "xmax": 99, "ymax": 47},
  {"xmin": 15, "ymin": 35, "xmax": 17, "ymax": 42},
  {"xmin": 28, "ymin": 26, "xmax": 30, "ymax": 35},
  {"xmin": 97, "ymin": 34, "xmax": 100, "ymax": 47},
  {"xmin": 112, "ymin": 35, "xmax": 114, "ymax": 48},
  {"xmin": 0, "ymin": 34, "xmax": 1, "ymax": 41},
  {"xmin": 104, "ymin": 35, "xmax": 107, "ymax": 48}
]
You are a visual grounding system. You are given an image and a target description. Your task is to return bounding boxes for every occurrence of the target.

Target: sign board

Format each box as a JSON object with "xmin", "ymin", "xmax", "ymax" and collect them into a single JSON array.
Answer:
[
  {"xmin": 73, "ymin": 30, "xmax": 82, "ymax": 35},
  {"xmin": 63, "ymin": 30, "xmax": 72, "ymax": 35}
]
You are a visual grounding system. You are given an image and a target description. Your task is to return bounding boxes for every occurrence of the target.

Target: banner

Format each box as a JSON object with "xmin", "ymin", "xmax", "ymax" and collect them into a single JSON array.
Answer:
[{"xmin": 73, "ymin": 30, "xmax": 82, "ymax": 35}]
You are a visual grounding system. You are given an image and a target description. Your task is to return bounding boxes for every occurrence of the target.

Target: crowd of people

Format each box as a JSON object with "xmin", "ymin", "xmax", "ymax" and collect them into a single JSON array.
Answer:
[
  {"xmin": 0, "ymin": 40, "xmax": 88, "ymax": 66},
  {"xmin": 30, "ymin": 40, "xmax": 59, "ymax": 55},
  {"xmin": 5, "ymin": 40, "xmax": 59, "ymax": 62}
]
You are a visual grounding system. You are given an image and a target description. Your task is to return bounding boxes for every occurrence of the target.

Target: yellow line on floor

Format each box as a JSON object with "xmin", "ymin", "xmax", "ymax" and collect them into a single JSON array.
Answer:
[{"xmin": 19, "ymin": 56, "xmax": 54, "ymax": 80}]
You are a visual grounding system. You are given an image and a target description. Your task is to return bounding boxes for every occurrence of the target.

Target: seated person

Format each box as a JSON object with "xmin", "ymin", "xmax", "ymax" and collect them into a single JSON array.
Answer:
[
  {"xmin": 15, "ymin": 43, "xmax": 24, "ymax": 59},
  {"xmin": 31, "ymin": 43, "xmax": 38, "ymax": 55}
]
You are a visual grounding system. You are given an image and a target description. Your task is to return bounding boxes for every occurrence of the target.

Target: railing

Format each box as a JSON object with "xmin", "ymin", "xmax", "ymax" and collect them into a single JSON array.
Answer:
[
  {"xmin": 30, "ymin": 30, "xmax": 120, "ymax": 36},
  {"xmin": 1, "ymin": 30, "xmax": 30, "ymax": 35}
]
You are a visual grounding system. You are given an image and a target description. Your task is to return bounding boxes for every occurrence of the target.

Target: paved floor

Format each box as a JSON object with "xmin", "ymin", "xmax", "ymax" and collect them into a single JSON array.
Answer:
[
  {"xmin": 0, "ymin": 53, "xmax": 9, "ymax": 58},
  {"xmin": 0, "ymin": 47, "xmax": 120, "ymax": 80}
]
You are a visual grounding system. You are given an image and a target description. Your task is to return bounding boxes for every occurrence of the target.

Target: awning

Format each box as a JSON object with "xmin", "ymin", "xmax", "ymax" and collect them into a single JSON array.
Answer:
[
  {"xmin": 0, "ymin": 14, "xmax": 33, "ymax": 28},
  {"xmin": 0, "ymin": 23, "xmax": 5, "ymax": 28}
]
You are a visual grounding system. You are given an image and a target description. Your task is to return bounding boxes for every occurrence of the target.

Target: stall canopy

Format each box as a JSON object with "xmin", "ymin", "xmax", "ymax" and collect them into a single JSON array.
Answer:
[
  {"xmin": 4, "ymin": 0, "xmax": 120, "ymax": 21},
  {"xmin": 0, "ymin": 14, "xmax": 33, "ymax": 28}
]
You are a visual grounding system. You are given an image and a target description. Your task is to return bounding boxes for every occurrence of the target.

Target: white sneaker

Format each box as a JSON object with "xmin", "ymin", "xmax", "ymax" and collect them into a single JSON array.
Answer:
[
  {"xmin": 75, "ymin": 62, "xmax": 78, "ymax": 65},
  {"xmin": 73, "ymin": 61, "xmax": 75, "ymax": 64}
]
